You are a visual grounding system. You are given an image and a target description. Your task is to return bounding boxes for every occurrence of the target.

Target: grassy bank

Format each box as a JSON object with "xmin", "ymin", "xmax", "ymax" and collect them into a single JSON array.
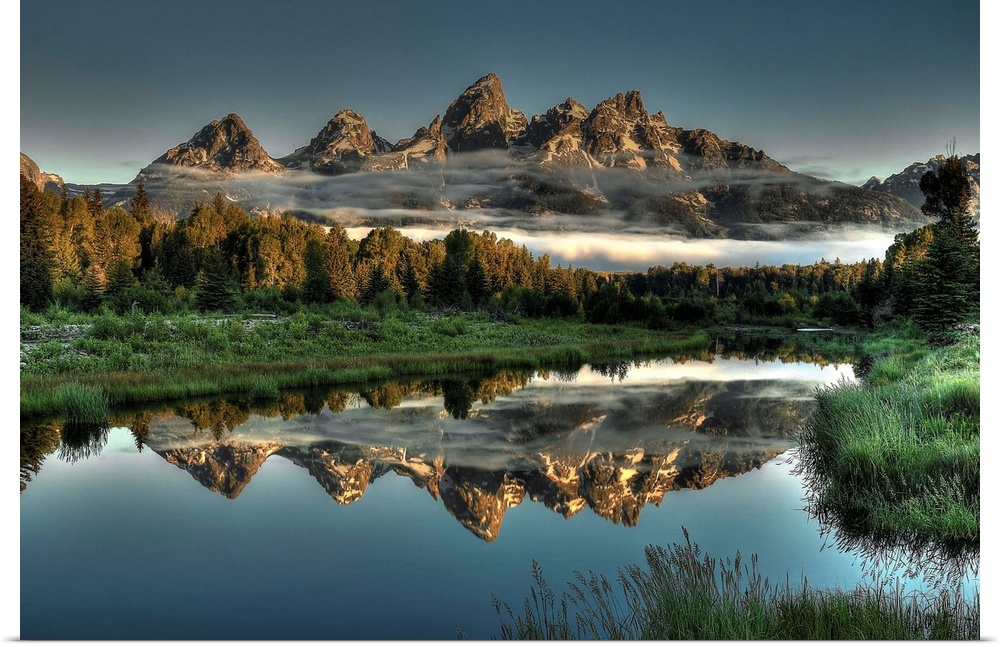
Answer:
[
  {"xmin": 21, "ymin": 306, "xmax": 723, "ymax": 418},
  {"xmin": 491, "ymin": 533, "xmax": 979, "ymax": 640},
  {"xmin": 20, "ymin": 302, "xmax": 862, "ymax": 419},
  {"xmin": 796, "ymin": 326, "xmax": 979, "ymax": 547}
]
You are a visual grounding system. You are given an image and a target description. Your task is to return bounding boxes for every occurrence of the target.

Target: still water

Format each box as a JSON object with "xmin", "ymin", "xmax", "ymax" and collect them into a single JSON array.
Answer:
[{"xmin": 19, "ymin": 355, "xmax": 975, "ymax": 639}]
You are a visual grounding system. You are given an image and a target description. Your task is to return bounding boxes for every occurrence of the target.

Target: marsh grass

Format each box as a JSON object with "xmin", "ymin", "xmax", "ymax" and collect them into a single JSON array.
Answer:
[
  {"xmin": 56, "ymin": 383, "xmax": 109, "ymax": 425},
  {"xmin": 20, "ymin": 311, "xmax": 723, "ymax": 417},
  {"xmin": 797, "ymin": 329, "xmax": 979, "ymax": 548},
  {"xmin": 493, "ymin": 533, "xmax": 979, "ymax": 640}
]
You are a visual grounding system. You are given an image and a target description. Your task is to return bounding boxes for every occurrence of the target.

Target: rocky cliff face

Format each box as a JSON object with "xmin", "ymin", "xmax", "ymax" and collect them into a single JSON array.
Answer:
[
  {"xmin": 280, "ymin": 444, "xmax": 387, "ymax": 504},
  {"xmin": 676, "ymin": 128, "xmax": 788, "ymax": 174},
  {"xmin": 282, "ymin": 109, "xmax": 382, "ymax": 175},
  {"xmin": 20, "ymin": 153, "xmax": 65, "ymax": 193},
  {"xmin": 440, "ymin": 73, "xmax": 528, "ymax": 152},
  {"xmin": 140, "ymin": 113, "xmax": 285, "ymax": 177},
  {"xmin": 389, "ymin": 115, "xmax": 450, "ymax": 167},
  {"xmin": 863, "ymin": 153, "xmax": 980, "ymax": 220},
  {"xmin": 525, "ymin": 98, "xmax": 601, "ymax": 169},
  {"xmin": 580, "ymin": 91, "xmax": 685, "ymax": 174}
]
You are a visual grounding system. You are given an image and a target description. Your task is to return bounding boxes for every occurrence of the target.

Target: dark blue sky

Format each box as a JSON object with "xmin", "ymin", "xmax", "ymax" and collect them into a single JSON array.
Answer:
[{"xmin": 19, "ymin": 0, "xmax": 981, "ymax": 185}]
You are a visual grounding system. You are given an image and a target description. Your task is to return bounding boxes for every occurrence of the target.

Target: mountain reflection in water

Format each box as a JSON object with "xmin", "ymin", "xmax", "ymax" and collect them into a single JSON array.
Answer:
[{"xmin": 23, "ymin": 358, "xmax": 854, "ymax": 543}]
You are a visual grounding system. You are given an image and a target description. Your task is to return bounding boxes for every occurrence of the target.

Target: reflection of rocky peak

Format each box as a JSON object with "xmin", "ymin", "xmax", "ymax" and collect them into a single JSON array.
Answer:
[
  {"xmin": 20, "ymin": 153, "xmax": 66, "ymax": 193},
  {"xmin": 525, "ymin": 453, "xmax": 588, "ymax": 519},
  {"xmin": 279, "ymin": 444, "xmax": 386, "ymax": 505},
  {"xmin": 439, "ymin": 466, "xmax": 525, "ymax": 542},
  {"xmin": 862, "ymin": 153, "xmax": 980, "ymax": 220},
  {"xmin": 441, "ymin": 73, "xmax": 528, "ymax": 152},
  {"xmin": 673, "ymin": 446, "xmax": 785, "ymax": 490},
  {"xmin": 284, "ymin": 109, "xmax": 382, "ymax": 175},
  {"xmin": 157, "ymin": 441, "xmax": 284, "ymax": 499},
  {"xmin": 141, "ymin": 113, "xmax": 285, "ymax": 176},
  {"xmin": 577, "ymin": 450, "xmax": 680, "ymax": 526},
  {"xmin": 386, "ymin": 452, "xmax": 447, "ymax": 500}
]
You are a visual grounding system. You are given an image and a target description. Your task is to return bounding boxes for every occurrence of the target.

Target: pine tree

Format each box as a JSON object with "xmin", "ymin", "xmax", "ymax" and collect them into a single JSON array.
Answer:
[
  {"xmin": 302, "ymin": 238, "xmax": 333, "ymax": 303},
  {"xmin": 195, "ymin": 248, "xmax": 240, "ymax": 312},
  {"xmin": 106, "ymin": 257, "xmax": 138, "ymax": 296},
  {"xmin": 361, "ymin": 264, "xmax": 393, "ymax": 303},
  {"xmin": 465, "ymin": 256, "xmax": 490, "ymax": 306},
  {"xmin": 87, "ymin": 187, "xmax": 105, "ymax": 218},
  {"xmin": 129, "ymin": 180, "xmax": 153, "ymax": 225},
  {"xmin": 83, "ymin": 262, "xmax": 107, "ymax": 311},
  {"xmin": 910, "ymin": 152, "xmax": 980, "ymax": 333},
  {"xmin": 20, "ymin": 175, "xmax": 54, "ymax": 311},
  {"xmin": 429, "ymin": 255, "xmax": 466, "ymax": 308}
]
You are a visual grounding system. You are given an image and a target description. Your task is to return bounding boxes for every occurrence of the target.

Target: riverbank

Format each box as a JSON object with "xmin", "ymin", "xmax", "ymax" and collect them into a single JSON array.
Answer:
[
  {"xmin": 797, "ymin": 326, "xmax": 980, "ymax": 547},
  {"xmin": 20, "ymin": 306, "xmax": 862, "ymax": 419},
  {"xmin": 20, "ymin": 306, "xmax": 857, "ymax": 418}
]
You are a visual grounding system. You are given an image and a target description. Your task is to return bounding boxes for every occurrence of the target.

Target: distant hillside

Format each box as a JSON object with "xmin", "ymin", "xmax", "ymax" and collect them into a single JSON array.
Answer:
[
  {"xmin": 863, "ymin": 153, "xmax": 980, "ymax": 220},
  {"xmin": 20, "ymin": 153, "xmax": 65, "ymax": 193}
]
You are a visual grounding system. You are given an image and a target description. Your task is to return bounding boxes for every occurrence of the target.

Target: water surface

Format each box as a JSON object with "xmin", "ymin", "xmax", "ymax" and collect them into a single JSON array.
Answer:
[{"xmin": 20, "ymin": 356, "xmax": 974, "ymax": 639}]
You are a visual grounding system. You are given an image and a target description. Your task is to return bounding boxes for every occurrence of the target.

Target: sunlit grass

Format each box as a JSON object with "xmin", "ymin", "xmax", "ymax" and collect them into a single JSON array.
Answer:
[
  {"xmin": 20, "ymin": 309, "xmax": 723, "ymax": 417},
  {"xmin": 798, "ymin": 328, "xmax": 979, "ymax": 546}
]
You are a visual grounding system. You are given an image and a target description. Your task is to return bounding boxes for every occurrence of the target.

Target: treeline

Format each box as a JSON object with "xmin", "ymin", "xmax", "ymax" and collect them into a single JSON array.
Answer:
[{"xmin": 20, "ymin": 171, "xmax": 968, "ymax": 330}]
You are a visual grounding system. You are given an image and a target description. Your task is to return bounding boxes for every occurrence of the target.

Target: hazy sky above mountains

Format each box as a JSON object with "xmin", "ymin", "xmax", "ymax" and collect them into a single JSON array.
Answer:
[{"xmin": 20, "ymin": 0, "xmax": 980, "ymax": 186}]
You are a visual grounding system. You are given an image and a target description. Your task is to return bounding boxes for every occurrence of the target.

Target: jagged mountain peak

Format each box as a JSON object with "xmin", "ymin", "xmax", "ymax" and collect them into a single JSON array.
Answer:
[
  {"xmin": 281, "ymin": 108, "xmax": 383, "ymax": 174},
  {"xmin": 580, "ymin": 89, "xmax": 679, "ymax": 170},
  {"xmin": 307, "ymin": 109, "xmax": 374, "ymax": 154},
  {"xmin": 141, "ymin": 112, "xmax": 284, "ymax": 177},
  {"xmin": 526, "ymin": 97, "xmax": 591, "ymax": 148},
  {"xmin": 441, "ymin": 72, "xmax": 527, "ymax": 152},
  {"xmin": 384, "ymin": 115, "xmax": 448, "ymax": 168}
]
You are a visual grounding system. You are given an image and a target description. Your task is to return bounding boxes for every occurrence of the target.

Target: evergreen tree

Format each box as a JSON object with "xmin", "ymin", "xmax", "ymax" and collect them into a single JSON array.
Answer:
[
  {"xmin": 129, "ymin": 180, "xmax": 153, "ymax": 225},
  {"xmin": 87, "ymin": 187, "xmax": 105, "ymax": 218},
  {"xmin": 82, "ymin": 262, "xmax": 108, "ymax": 311},
  {"xmin": 361, "ymin": 264, "xmax": 393, "ymax": 303},
  {"xmin": 195, "ymin": 248, "xmax": 240, "ymax": 312},
  {"xmin": 429, "ymin": 255, "xmax": 467, "ymax": 308},
  {"xmin": 302, "ymin": 238, "xmax": 333, "ymax": 303},
  {"xmin": 20, "ymin": 175, "xmax": 54, "ymax": 311},
  {"xmin": 325, "ymin": 225, "xmax": 357, "ymax": 300},
  {"xmin": 465, "ymin": 256, "xmax": 490, "ymax": 306},
  {"xmin": 105, "ymin": 257, "xmax": 138, "ymax": 296},
  {"xmin": 910, "ymin": 153, "xmax": 980, "ymax": 333},
  {"xmin": 912, "ymin": 225, "xmax": 979, "ymax": 332}
]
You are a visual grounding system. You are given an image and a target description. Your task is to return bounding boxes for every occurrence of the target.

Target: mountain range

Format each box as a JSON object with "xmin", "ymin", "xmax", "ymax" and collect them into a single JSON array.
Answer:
[{"xmin": 24, "ymin": 72, "xmax": 976, "ymax": 239}]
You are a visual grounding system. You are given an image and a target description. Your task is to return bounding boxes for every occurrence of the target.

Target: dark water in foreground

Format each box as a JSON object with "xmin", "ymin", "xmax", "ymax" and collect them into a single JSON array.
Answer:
[{"xmin": 19, "ymin": 357, "xmax": 977, "ymax": 639}]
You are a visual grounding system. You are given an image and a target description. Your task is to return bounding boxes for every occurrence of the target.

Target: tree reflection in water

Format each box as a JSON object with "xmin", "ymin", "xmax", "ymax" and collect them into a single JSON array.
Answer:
[{"xmin": 57, "ymin": 421, "xmax": 110, "ymax": 464}]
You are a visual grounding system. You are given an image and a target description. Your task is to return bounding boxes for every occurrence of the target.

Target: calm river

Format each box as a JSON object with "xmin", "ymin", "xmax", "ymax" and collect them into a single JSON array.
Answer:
[{"xmin": 19, "ymin": 354, "xmax": 976, "ymax": 639}]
